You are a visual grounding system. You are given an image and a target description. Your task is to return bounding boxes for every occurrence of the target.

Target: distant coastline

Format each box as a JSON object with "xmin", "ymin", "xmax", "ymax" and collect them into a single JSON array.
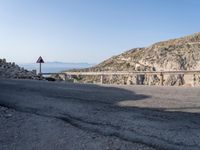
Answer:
[{"xmin": 19, "ymin": 62, "xmax": 95, "ymax": 73}]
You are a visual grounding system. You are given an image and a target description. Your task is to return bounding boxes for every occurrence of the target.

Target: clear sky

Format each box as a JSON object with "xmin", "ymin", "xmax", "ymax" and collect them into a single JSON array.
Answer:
[{"xmin": 0, "ymin": 0, "xmax": 200, "ymax": 63}]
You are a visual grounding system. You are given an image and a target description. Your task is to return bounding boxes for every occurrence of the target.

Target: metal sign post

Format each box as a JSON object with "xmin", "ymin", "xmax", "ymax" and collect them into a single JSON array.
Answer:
[{"xmin": 36, "ymin": 56, "xmax": 44, "ymax": 75}]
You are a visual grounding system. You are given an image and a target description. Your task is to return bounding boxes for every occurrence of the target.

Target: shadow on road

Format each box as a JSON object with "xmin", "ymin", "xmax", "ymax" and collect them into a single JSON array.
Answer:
[{"xmin": 1, "ymin": 79, "xmax": 200, "ymax": 150}]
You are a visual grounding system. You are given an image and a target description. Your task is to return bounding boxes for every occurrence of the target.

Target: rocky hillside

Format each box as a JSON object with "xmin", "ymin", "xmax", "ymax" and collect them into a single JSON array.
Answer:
[
  {"xmin": 85, "ymin": 32, "xmax": 200, "ymax": 72},
  {"xmin": 72, "ymin": 33, "xmax": 200, "ymax": 86},
  {"xmin": 0, "ymin": 59, "xmax": 39, "ymax": 79}
]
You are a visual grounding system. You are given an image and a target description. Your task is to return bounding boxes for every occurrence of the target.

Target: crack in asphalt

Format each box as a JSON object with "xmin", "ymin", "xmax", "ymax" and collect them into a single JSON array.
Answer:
[
  {"xmin": 1, "ymin": 102, "xmax": 200, "ymax": 150},
  {"xmin": 58, "ymin": 116, "xmax": 161, "ymax": 150},
  {"xmin": 0, "ymin": 103, "xmax": 159, "ymax": 150},
  {"xmin": 58, "ymin": 114, "xmax": 200, "ymax": 150}
]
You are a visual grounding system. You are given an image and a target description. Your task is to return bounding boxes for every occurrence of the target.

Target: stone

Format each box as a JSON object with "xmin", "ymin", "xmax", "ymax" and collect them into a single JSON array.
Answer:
[
  {"xmin": 5, "ymin": 114, "xmax": 12, "ymax": 118},
  {"xmin": 0, "ymin": 58, "xmax": 41, "ymax": 80}
]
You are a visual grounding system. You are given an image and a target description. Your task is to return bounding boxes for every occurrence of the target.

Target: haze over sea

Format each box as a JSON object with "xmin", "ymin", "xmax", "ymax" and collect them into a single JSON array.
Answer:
[{"xmin": 19, "ymin": 62, "xmax": 94, "ymax": 73}]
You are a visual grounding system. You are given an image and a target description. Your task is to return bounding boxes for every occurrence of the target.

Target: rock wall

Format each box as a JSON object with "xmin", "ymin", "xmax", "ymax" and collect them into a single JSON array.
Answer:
[{"xmin": 0, "ymin": 59, "xmax": 39, "ymax": 79}]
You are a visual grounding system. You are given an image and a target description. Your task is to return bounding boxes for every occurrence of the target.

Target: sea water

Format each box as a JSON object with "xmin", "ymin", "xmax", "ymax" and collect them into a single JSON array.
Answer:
[{"xmin": 19, "ymin": 62, "xmax": 94, "ymax": 73}]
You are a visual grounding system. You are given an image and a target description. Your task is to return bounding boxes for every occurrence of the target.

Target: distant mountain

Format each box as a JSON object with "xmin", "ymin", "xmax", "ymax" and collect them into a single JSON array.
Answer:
[{"xmin": 19, "ymin": 62, "xmax": 95, "ymax": 73}]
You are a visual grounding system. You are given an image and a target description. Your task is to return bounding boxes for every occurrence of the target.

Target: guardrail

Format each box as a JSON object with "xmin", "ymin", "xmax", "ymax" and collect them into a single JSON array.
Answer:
[
  {"xmin": 41, "ymin": 70, "xmax": 200, "ymax": 86},
  {"xmin": 64, "ymin": 70, "xmax": 200, "ymax": 75}
]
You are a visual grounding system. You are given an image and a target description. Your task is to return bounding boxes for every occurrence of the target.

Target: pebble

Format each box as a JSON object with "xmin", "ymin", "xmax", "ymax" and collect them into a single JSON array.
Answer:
[{"xmin": 5, "ymin": 114, "xmax": 12, "ymax": 118}]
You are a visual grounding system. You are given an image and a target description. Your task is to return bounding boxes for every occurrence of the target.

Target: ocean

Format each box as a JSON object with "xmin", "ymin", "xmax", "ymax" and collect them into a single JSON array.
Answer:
[{"xmin": 19, "ymin": 62, "xmax": 94, "ymax": 74}]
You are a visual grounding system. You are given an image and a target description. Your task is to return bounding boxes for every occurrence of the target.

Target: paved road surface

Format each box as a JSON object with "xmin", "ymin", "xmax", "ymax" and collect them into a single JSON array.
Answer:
[{"xmin": 0, "ymin": 79, "xmax": 200, "ymax": 150}]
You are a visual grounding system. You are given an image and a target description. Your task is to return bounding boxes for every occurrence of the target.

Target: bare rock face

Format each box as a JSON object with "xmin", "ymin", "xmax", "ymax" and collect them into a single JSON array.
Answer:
[
  {"xmin": 0, "ymin": 59, "xmax": 40, "ymax": 80},
  {"xmin": 76, "ymin": 33, "xmax": 200, "ymax": 86}
]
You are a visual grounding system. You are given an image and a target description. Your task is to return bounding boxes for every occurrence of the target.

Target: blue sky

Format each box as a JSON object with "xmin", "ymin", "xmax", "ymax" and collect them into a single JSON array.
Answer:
[{"xmin": 0, "ymin": 0, "xmax": 200, "ymax": 63}]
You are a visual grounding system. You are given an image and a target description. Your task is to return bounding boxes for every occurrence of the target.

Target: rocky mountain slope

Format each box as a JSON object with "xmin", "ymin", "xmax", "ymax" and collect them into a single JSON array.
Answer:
[
  {"xmin": 86, "ymin": 32, "xmax": 200, "ymax": 72},
  {"xmin": 72, "ymin": 33, "xmax": 200, "ymax": 86},
  {"xmin": 0, "ymin": 59, "xmax": 39, "ymax": 79}
]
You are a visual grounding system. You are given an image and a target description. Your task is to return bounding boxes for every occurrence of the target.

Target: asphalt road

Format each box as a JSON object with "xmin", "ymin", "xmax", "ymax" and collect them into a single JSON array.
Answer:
[{"xmin": 0, "ymin": 79, "xmax": 200, "ymax": 150}]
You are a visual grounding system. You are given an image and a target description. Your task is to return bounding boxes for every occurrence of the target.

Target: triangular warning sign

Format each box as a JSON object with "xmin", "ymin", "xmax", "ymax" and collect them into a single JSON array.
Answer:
[{"xmin": 36, "ymin": 56, "xmax": 44, "ymax": 63}]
